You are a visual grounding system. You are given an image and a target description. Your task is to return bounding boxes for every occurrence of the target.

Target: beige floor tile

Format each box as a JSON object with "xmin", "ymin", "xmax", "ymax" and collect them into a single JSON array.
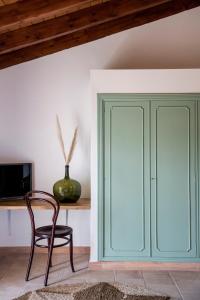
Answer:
[
  {"xmin": 170, "ymin": 271, "xmax": 200, "ymax": 281},
  {"xmin": 143, "ymin": 271, "xmax": 175, "ymax": 285},
  {"xmin": 0, "ymin": 274, "xmax": 27, "ymax": 289},
  {"xmin": 22, "ymin": 282, "xmax": 44, "ymax": 293},
  {"xmin": 181, "ymin": 292, "xmax": 200, "ymax": 300},
  {"xmin": 0, "ymin": 253, "xmax": 90, "ymax": 299},
  {"xmin": 115, "ymin": 270, "xmax": 143, "ymax": 280},
  {"xmin": 0, "ymin": 288, "xmax": 24, "ymax": 300},
  {"xmin": 114, "ymin": 270, "xmax": 145, "ymax": 287},
  {"xmin": 170, "ymin": 271, "xmax": 200, "ymax": 299},
  {"xmin": 72, "ymin": 270, "xmax": 115, "ymax": 283},
  {"xmin": 0, "ymin": 253, "xmax": 200, "ymax": 300},
  {"xmin": 144, "ymin": 283, "xmax": 182, "ymax": 299},
  {"xmin": 143, "ymin": 271, "xmax": 182, "ymax": 299},
  {"xmin": 21, "ymin": 253, "xmax": 88, "ymax": 283}
]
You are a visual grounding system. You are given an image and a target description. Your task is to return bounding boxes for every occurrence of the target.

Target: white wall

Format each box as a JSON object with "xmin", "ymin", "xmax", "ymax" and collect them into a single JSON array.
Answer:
[{"xmin": 0, "ymin": 7, "xmax": 200, "ymax": 247}]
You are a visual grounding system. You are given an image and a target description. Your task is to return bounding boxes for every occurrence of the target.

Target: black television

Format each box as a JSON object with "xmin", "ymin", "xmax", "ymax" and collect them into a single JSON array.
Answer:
[{"xmin": 0, "ymin": 163, "xmax": 32, "ymax": 199}]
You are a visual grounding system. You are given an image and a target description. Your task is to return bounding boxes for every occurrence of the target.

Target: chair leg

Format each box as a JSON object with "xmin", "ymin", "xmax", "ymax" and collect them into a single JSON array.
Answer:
[
  {"xmin": 44, "ymin": 236, "xmax": 54, "ymax": 286},
  {"xmin": 25, "ymin": 238, "xmax": 35, "ymax": 281},
  {"xmin": 69, "ymin": 234, "xmax": 75, "ymax": 272},
  {"xmin": 48, "ymin": 238, "xmax": 52, "ymax": 267}
]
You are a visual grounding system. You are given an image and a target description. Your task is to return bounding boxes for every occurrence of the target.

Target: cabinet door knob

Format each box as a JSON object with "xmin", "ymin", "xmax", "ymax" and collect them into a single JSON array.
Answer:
[{"xmin": 151, "ymin": 177, "xmax": 156, "ymax": 180}]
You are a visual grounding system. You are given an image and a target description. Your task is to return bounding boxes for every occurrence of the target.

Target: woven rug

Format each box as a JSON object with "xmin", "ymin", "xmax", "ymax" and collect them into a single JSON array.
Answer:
[{"xmin": 15, "ymin": 282, "xmax": 170, "ymax": 300}]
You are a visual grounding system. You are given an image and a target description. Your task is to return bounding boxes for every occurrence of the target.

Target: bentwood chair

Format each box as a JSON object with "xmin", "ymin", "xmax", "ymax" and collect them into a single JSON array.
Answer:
[{"xmin": 25, "ymin": 190, "xmax": 75, "ymax": 286}]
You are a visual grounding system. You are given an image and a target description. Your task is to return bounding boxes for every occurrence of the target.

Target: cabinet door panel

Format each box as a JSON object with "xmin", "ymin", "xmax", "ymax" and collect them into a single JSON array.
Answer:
[
  {"xmin": 151, "ymin": 101, "xmax": 197, "ymax": 258},
  {"xmin": 103, "ymin": 100, "xmax": 150, "ymax": 259}
]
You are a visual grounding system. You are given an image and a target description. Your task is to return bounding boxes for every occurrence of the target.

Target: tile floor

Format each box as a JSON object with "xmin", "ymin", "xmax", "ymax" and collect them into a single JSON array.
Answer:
[{"xmin": 0, "ymin": 252, "xmax": 200, "ymax": 300}]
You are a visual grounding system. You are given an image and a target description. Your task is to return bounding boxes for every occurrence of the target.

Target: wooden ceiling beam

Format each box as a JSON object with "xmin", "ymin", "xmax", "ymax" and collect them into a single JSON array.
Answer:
[
  {"xmin": 0, "ymin": 0, "xmax": 91, "ymax": 33},
  {"xmin": 0, "ymin": 0, "xmax": 199, "ymax": 70},
  {"xmin": 0, "ymin": 0, "xmax": 171, "ymax": 54},
  {"xmin": 180, "ymin": 0, "xmax": 200, "ymax": 9}
]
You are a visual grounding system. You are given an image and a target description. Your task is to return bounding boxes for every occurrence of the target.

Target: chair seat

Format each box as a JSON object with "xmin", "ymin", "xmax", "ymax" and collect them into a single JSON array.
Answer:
[{"xmin": 35, "ymin": 225, "xmax": 72, "ymax": 238}]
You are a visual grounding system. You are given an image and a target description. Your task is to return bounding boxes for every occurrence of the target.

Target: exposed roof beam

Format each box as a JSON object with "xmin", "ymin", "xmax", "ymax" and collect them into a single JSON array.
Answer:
[
  {"xmin": 0, "ymin": 0, "xmax": 91, "ymax": 33},
  {"xmin": 0, "ymin": 0, "xmax": 171, "ymax": 54},
  {"xmin": 0, "ymin": 0, "xmax": 199, "ymax": 70},
  {"xmin": 180, "ymin": 0, "xmax": 200, "ymax": 9}
]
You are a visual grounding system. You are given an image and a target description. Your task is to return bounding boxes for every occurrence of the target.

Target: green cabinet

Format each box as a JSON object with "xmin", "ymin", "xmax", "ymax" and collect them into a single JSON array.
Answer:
[
  {"xmin": 151, "ymin": 100, "xmax": 197, "ymax": 258},
  {"xmin": 102, "ymin": 100, "xmax": 150, "ymax": 259},
  {"xmin": 98, "ymin": 94, "xmax": 200, "ymax": 262}
]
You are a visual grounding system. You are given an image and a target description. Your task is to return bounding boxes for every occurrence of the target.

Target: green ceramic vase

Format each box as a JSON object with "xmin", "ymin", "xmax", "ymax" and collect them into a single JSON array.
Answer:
[{"xmin": 53, "ymin": 165, "xmax": 81, "ymax": 203}]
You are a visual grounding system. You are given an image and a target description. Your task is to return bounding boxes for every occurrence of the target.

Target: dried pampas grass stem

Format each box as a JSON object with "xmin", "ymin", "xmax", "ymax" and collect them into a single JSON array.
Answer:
[
  {"xmin": 56, "ymin": 115, "xmax": 78, "ymax": 165},
  {"xmin": 56, "ymin": 115, "xmax": 67, "ymax": 163},
  {"xmin": 67, "ymin": 127, "xmax": 78, "ymax": 165}
]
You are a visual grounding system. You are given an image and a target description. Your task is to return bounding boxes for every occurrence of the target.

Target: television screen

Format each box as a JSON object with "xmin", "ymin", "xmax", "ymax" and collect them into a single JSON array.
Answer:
[{"xmin": 0, "ymin": 163, "xmax": 32, "ymax": 199}]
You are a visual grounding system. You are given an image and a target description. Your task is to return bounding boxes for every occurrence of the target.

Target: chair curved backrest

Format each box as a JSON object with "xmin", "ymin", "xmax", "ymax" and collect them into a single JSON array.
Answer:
[{"xmin": 25, "ymin": 190, "xmax": 60, "ymax": 233}]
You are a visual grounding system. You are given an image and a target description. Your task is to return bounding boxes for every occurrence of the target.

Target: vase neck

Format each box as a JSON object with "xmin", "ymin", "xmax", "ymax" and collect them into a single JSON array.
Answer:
[{"xmin": 65, "ymin": 165, "xmax": 70, "ymax": 179}]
